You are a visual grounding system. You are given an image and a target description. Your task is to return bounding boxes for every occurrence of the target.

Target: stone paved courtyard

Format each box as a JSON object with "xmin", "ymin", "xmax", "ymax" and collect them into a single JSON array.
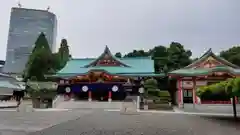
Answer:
[
  {"xmin": 0, "ymin": 109, "xmax": 92, "ymax": 135},
  {"xmin": 0, "ymin": 109, "xmax": 239, "ymax": 135},
  {"xmin": 26, "ymin": 111, "xmax": 240, "ymax": 135},
  {"xmin": 181, "ymin": 104, "xmax": 240, "ymax": 114}
]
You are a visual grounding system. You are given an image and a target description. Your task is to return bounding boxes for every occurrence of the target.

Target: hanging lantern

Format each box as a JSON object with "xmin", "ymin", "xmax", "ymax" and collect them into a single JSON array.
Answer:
[
  {"xmin": 65, "ymin": 87, "xmax": 71, "ymax": 93},
  {"xmin": 112, "ymin": 85, "xmax": 118, "ymax": 92},
  {"xmin": 82, "ymin": 85, "xmax": 88, "ymax": 92}
]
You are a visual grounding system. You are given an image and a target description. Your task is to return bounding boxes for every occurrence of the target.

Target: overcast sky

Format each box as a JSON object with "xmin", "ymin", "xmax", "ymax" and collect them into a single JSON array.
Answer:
[{"xmin": 1, "ymin": 0, "xmax": 240, "ymax": 60}]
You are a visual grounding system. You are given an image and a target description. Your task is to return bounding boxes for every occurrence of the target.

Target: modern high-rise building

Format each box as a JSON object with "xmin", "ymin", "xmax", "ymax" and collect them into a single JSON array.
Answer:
[{"xmin": 3, "ymin": 7, "xmax": 57, "ymax": 74}]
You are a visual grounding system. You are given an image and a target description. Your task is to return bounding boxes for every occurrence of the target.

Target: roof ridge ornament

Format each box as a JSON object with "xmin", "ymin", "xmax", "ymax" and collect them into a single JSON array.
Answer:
[
  {"xmin": 83, "ymin": 45, "xmax": 131, "ymax": 68},
  {"xmin": 104, "ymin": 45, "xmax": 111, "ymax": 53},
  {"xmin": 208, "ymin": 48, "xmax": 212, "ymax": 53},
  {"xmin": 200, "ymin": 48, "xmax": 213, "ymax": 59}
]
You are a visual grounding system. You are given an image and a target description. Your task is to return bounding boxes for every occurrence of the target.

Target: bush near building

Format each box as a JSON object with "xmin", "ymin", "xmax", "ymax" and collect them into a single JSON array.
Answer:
[
  {"xmin": 26, "ymin": 81, "xmax": 57, "ymax": 108},
  {"xmin": 144, "ymin": 78, "xmax": 172, "ymax": 110},
  {"xmin": 197, "ymin": 78, "xmax": 240, "ymax": 120},
  {"xmin": 197, "ymin": 78, "xmax": 240, "ymax": 99}
]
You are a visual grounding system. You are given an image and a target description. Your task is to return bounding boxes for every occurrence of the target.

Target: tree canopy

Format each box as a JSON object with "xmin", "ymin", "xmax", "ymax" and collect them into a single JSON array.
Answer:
[
  {"xmin": 144, "ymin": 78, "xmax": 158, "ymax": 90},
  {"xmin": 118, "ymin": 42, "xmax": 192, "ymax": 73},
  {"xmin": 155, "ymin": 42, "xmax": 192, "ymax": 73},
  {"xmin": 197, "ymin": 78, "xmax": 240, "ymax": 99},
  {"xmin": 114, "ymin": 52, "xmax": 122, "ymax": 58},
  {"xmin": 123, "ymin": 49, "xmax": 152, "ymax": 58},
  {"xmin": 143, "ymin": 78, "xmax": 159, "ymax": 99},
  {"xmin": 220, "ymin": 46, "xmax": 240, "ymax": 67},
  {"xmin": 197, "ymin": 78, "xmax": 240, "ymax": 119},
  {"xmin": 23, "ymin": 33, "xmax": 53, "ymax": 81},
  {"xmin": 23, "ymin": 32, "xmax": 70, "ymax": 81},
  {"xmin": 58, "ymin": 39, "xmax": 70, "ymax": 68}
]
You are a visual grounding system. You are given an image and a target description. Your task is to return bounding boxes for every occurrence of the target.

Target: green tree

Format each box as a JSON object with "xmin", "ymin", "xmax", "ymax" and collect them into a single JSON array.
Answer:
[
  {"xmin": 144, "ymin": 78, "xmax": 159, "ymax": 100},
  {"xmin": 152, "ymin": 45, "xmax": 168, "ymax": 73},
  {"xmin": 23, "ymin": 32, "xmax": 53, "ymax": 81},
  {"xmin": 124, "ymin": 49, "xmax": 151, "ymax": 57},
  {"xmin": 51, "ymin": 53, "xmax": 62, "ymax": 72},
  {"xmin": 152, "ymin": 42, "xmax": 192, "ymax": 104},
  {"xmin": 31, "ymin": 32, "xmax": 51, "ymax": 54},
  {"xmin": 220, "ymin": 46, "xmax": 240, "ymax": 66},
  {"xmin": 57, "ymin": 39, "xmax": 70, "ymax": 69},
  {"xmin": 144, "ymin": 78, "xmax": 158, "ymax": 90},
  {"xmin": 121, "ymin": 42, "xmax": 191, "ymax": 104},
  {"xmin": 115, "ymin": 52, "xmax": 122, "ymax": 58},
  {"xmin": 24, "ymin": 35, "xmax": 71, "ymax": 82},
  {"xmin": 167, "ymin": 42, "xmax": 192, "ymax": 71},
  {"xmin": 152, "ymin": 42, "xmax": 192, "ymax": 73}
]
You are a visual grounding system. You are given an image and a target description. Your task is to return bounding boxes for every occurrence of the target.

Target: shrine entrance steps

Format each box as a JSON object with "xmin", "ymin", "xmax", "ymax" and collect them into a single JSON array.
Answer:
[{"xmin": 55, "ymin": 100, "xmax": 136, "ymax": 110}]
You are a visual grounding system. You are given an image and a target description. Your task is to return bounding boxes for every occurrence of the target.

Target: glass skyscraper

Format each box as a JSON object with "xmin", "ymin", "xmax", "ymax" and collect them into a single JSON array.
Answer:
[{"xmin": 3, "ymin": 7, "xmax": 57, "ymax": 74}]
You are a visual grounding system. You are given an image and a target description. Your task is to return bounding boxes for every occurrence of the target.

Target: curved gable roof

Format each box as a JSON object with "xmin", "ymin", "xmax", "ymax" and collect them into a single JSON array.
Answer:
[
  {"xmin": 57, "ymin": 57, "xmax": 154, "ymax": 75},
  {"xmin": 84, "ymin": 45, "xmax": 130, "ymax": 68},
  {"xmin": 185, "ymin": 48, "xmax": 239, "ymax": 69}
]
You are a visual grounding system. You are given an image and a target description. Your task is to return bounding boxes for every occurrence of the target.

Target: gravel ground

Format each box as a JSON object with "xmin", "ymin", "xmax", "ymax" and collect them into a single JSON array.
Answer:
[{"xmin": 29, "ymin": 111, "xmax": 240, "ymax": 135}]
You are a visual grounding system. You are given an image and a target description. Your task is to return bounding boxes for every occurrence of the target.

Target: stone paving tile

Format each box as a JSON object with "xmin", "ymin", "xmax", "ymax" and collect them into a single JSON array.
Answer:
[
  {"xmin": 182, "ymin": 104, "xmax": 240, "ymax": 114},
  {"xmin": 0, "ymin": 130, "xmax": 28, "ymax": 135},
  {"xmin": 0, "ymin": 110, "xmax": 92, "ymax": 135},
  {"xmin": 29, "ymin": 111, "xmax": 240, "ymax": 135}
]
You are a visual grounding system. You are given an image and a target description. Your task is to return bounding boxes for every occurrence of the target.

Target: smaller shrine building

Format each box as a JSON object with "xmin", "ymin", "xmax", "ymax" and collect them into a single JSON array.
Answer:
[
  {"xmin": 54, "ymin": 46, "xmax": 163, "ymax": 101},
  {"xmin": 169, "ymin": 49, "xmax": 240, "ymax": 106}
]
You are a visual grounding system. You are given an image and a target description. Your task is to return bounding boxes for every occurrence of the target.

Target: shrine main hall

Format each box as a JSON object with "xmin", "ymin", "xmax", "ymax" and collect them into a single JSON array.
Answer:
[
  {"xmin": 53, "ymin": 46, "xmax": 163, "ymax": 101},
  {"xmin": 52, "ymin": 46, "xmax": 240, "ymax": 105}
]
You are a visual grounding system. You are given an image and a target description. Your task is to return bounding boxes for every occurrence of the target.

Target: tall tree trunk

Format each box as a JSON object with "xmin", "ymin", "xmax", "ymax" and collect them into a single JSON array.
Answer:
[{"xmin": 232, "ymin": 96, "xmax": 237, "ymax": 120}]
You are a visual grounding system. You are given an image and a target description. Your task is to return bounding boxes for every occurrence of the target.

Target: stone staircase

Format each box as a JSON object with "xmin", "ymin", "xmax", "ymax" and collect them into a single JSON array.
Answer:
[
  {"xmin": 56, "ymin": 101, "xmax": 124, "ymax": 110},
  {"xmin": 55, "ymin": 100, "xmax": 137, "ymax": 111}
]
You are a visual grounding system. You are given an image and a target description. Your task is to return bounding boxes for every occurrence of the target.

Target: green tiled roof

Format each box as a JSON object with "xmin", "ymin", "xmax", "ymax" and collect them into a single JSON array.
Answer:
[
  {"xmin": 56, "ymin": 57, "xmax": 156, "ymax": 77},
  {"xmin": 169, "ymin": 66, "xmax": 240, "ymax": 76},
  {"xmin": 117, "ymin": 73, "xmax": 165, "ymax": 77},
  {"xmin": 55, "ymin": 46, "xmax": 160, "ymax": 78},
  {"xmin": 169, "ymin": 48, "xmax": 240, "ymax": 77}
]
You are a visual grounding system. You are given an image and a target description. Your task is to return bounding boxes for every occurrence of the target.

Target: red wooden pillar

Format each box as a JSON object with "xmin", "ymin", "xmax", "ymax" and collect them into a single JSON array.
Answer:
[
  {"xmin": 88, "ymin": 91, "xmax": 92, "ymax": 101},
  {"xmin": 108, "ymin": 91, "xmax": 112, "ymax": 102},
  {"xmin": 177, "ymin": 78, "xmax": 183, "ymax": 107},
  {"xmin": 192, "ymin": 77, "xmax": 198, "ymax": 104}
]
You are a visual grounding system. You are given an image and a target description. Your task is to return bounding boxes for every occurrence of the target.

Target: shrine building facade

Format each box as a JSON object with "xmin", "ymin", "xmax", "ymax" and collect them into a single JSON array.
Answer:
[
  {"xmin": 53, "ymin": 46, "xmax": 163, "ymax": 101},
  {"xmin": 169, "ymin": 49, "xmax": 240, "ymax": 106}
]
